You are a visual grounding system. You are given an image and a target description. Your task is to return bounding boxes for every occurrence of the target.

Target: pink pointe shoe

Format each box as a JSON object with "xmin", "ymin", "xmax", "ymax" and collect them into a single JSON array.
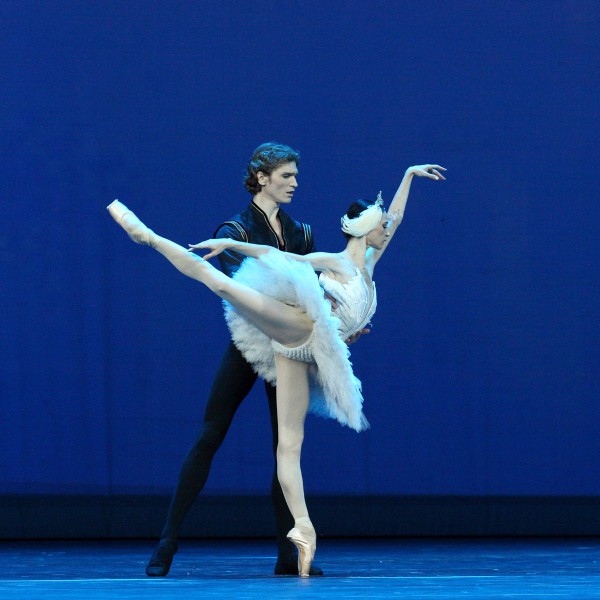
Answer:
[
  {"xmin": 107, "ymin": 200, "xmax": 156, "ymax": 247},
  {"xmin": 286, "ymin": 517, "xmax": 316, "ymax": 577}
]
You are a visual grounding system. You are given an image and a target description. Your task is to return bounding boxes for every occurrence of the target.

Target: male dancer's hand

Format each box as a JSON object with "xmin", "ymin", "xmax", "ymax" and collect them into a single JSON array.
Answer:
[
  {"xmin": 346, "ymin": 329, "xmax": 370, "ymax": 345},
  {"xmin": 324, "ymin": 292, "xmax": 370, "ymax": 345}
]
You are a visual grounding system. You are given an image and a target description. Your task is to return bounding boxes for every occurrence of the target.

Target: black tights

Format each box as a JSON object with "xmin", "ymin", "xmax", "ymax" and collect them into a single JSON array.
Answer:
[{"xmin": 159, "ymin": 341, "xmax": 295, "ymax": 557}]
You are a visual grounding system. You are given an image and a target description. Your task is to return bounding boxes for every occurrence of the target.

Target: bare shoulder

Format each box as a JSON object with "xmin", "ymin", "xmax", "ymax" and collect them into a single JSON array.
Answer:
[
  {"xmin": 303, "ymin": 251, "xmax": 348, "ymax": 273},
  {"xmin": 319, "ymin": 252, "xmax": 361, "ymax": 283}
]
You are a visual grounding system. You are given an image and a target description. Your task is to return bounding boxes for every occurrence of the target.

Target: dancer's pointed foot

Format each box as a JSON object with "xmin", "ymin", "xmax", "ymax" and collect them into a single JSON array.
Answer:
[
  {"xmin": 107, "ymin": 199, "xmax": 156, "ymax": 247},
  {"xmin": 286, "ymin": 517, "xmax": 316, "ymax": 577},
  {"xmin": 274, "ymin": 556, "xmax": 323, "ymax": 576},
  {"xmin": 145, "ymin": 538, "xmax": 178, "ymax": 577}
]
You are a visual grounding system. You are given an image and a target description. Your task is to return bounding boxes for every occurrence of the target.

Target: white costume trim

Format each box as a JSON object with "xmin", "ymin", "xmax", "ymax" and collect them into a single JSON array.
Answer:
[
  {"xmin": 224, "ymin": 251, "xmax": 369, "ymax": 432},
  {"xmin": 271, "ymin": 331, "xmax": 315, "ymax": 363}
]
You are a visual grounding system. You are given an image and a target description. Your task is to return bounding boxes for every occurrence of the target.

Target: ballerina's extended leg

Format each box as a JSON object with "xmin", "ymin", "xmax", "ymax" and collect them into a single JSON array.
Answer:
[
  {"xmin": 107, "ymin": 200, "xmax": 157, "ymax": 246},
  {"xmin": 107, "ymin": 199, "xmax": 234, "ymax": 296},
  {"xmin": 107, "ymin": 200, "xmax": 314, "ymax": 345}
]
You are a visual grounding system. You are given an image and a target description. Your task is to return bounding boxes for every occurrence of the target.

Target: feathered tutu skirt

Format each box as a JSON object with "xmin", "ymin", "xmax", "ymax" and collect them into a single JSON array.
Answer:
[{"xmin": 223, "ymin": 251, "xmax": 369, "ymax": 432}]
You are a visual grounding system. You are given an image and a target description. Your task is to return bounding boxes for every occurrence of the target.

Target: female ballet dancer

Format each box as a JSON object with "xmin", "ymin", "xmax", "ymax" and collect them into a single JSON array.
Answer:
[{"xmin": 107, "ymin": 163, "xmax": 445, "ymax": 576}]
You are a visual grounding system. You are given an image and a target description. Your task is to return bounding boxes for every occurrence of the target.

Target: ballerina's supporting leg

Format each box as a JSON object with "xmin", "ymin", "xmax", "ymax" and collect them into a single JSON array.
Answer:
[{"xmin": 273, "ymin": 353, "xmax": 317, "ymax": 577}]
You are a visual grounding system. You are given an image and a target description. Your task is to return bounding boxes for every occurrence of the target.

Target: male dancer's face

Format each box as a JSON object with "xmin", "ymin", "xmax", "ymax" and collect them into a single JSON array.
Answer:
[{"xmin": 258, "ymin": 162, "xmax": 298, "ymax": 205}]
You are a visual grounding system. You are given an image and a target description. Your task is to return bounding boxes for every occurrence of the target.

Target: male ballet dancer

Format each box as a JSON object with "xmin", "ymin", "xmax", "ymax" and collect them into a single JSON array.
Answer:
[{"xmin": 145, "ymin": 142, "xmax": 323, "ymax": 576}]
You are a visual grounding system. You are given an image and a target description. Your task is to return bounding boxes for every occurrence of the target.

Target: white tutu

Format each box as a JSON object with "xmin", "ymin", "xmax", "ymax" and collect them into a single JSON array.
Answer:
[{"xmin": 223, "ymin": 251, "xmax": 369, "ymax": 432}]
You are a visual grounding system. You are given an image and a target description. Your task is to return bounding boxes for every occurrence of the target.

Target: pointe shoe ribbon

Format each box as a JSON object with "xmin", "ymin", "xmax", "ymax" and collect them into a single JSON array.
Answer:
[
  {"xmin": 287, "ymin": 518, "xmax": 316, "ymax": 578},
  {"xmin": 107, "ymin": 199, "xmax": 155, "ymax": 246}
]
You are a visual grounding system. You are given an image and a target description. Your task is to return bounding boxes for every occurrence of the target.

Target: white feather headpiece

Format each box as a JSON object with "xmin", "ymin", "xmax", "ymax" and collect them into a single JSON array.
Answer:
[{"xmin": 340, "ymin": 192, "xmax": 385, "ymax": 237}]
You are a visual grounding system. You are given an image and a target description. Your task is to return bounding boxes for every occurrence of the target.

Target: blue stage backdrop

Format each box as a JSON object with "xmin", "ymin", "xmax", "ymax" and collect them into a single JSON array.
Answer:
[{"xmin": 1, "ymin": 0, "xmax": 599, "ymax": 517}]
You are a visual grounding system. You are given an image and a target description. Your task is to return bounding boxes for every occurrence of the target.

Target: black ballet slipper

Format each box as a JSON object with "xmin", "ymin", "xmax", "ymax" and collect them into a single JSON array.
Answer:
[{"xmin": 145, "ymin": 538, "xmax": 178, "ymax": 577}]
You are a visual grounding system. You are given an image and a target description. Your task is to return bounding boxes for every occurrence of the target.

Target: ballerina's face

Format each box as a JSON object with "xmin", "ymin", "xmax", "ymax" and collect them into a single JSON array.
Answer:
[
  {"xmin": 365, "ymin": 214, "xmax": 392, "ymax": 249},
  {"xmin": 257, "ymin": 162, "xmax": 298, "ymax": 205}
]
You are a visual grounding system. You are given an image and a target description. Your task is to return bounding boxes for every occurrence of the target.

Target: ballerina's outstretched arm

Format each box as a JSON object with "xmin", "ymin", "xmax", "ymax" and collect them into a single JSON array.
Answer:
[
  {"xmin": 367, "ymin": 164, "xmax": 446, "ymax": 269},
  {"xmin": 189, "ymin": 239, "xmax": 345, "ymax": 274}
]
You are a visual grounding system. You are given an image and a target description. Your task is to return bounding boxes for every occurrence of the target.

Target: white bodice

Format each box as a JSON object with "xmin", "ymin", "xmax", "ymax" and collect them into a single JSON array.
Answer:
[{"xmin": 319, "ymin": 270, "xmax": 377, "ymax": 339}]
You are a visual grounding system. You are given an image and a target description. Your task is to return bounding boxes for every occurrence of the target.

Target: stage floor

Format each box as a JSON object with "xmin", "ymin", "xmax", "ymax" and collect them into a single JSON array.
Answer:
[{"xmin": 1, "ymin": 538, "xmax": 600, "ymax": 599}]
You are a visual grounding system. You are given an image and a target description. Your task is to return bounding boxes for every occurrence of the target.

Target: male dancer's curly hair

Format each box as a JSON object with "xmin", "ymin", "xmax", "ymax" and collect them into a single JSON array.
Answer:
[{"xmin": 244, "ymin": 142, "xmax": 300, "ymax": 195}]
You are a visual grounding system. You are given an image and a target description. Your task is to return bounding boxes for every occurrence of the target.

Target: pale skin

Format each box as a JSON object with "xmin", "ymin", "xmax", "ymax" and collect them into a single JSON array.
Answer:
[
  {"xmin": 108, "ymin": 162, "xmax": 445, "ymax": 575},
  {"xmin": 252, "ymin": 161, "xmax": 298, "ymax": 246}
]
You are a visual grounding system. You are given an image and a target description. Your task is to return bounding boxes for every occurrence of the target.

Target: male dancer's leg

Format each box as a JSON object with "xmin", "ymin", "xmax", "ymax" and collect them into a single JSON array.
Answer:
[{"xmin": 146, "ymin": 341, "xmax": 257, "ymax": 576}]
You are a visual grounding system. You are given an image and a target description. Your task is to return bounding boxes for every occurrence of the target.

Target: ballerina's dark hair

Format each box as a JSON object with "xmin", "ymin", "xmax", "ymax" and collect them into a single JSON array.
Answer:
[{"xmin": 244, "ymin": 142, "xmax": 301, "ymax": 195}]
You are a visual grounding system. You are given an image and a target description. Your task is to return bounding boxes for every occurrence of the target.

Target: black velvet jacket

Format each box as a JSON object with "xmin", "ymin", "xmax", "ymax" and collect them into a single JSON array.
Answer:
[{"xmin": 214, "ymin": 201, "xmax": 315, "ymax": 277}]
